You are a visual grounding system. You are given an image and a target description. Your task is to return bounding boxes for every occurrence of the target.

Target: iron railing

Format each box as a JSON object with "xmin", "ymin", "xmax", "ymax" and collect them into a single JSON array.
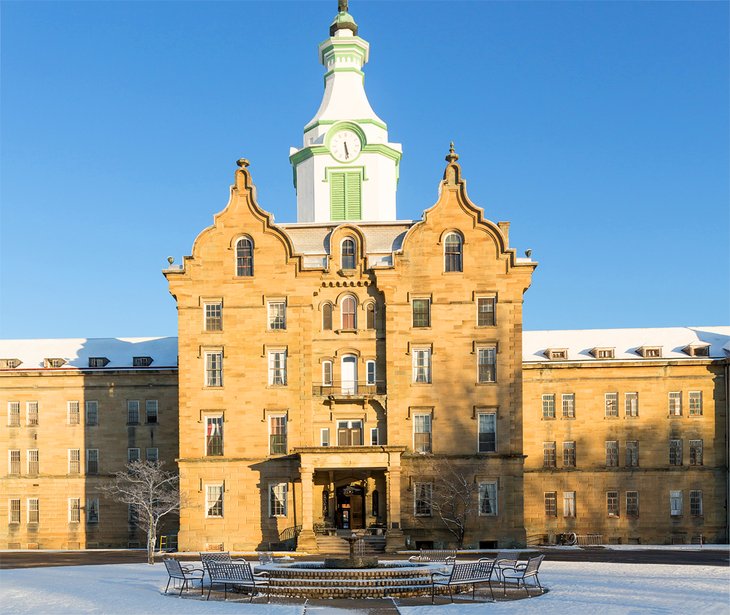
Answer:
[{"xmin": 312, "ymin": 380, "xmax": 386, "ymax": 396}]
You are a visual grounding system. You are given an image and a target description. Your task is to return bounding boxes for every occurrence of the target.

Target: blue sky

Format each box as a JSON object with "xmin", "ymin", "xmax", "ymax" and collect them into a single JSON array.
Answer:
[{"xmin": 1, "ymin": 1, "xmax": 728, "ymax": 339}]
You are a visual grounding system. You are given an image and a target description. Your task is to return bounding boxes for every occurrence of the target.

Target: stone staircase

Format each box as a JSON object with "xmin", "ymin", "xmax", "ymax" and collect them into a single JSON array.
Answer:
[{"xmin": 315, "ymin": 531, "xmax": 386, "ymax": 555}]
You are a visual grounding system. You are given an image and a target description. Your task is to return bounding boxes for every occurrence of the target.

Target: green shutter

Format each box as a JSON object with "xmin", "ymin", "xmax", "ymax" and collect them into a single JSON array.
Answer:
[
  {"xmin": 330, "ymin": 171, "xmax": 361, "ymax": 221},
  {"xmin": 344, "ymin": 172, "xmax": 361, "ymax": 219},
  {"xmin": 330, "ymin": 173, "xmax": 346, "ymax": 220}
]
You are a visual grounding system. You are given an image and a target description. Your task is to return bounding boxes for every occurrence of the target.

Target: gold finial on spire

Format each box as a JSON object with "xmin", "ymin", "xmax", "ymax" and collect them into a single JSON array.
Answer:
[
  {"xmin": 236, "ymin": 158, "xmax": 250, "ymax": 168},
  {"xmin": 338, "ymin": 0, "xmax": 348, "ymax": 13},
  {"xmin": 445, "ymin": 141, "xmax": 459, "ymax": 163}
]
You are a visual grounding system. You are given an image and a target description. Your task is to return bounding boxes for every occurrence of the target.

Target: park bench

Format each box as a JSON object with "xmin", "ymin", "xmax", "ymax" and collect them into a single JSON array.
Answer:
[
  {"xmin": 431, "ymin": 558, "xmax": 496, "ymax": 603},
  {"xmin": 501, "ymin": 554, "xmax": 545, "ymax": 597},
  {"xmin": 162, "ymin": 557, "xmax": 204, "ymax": 596},
  {"xmin": 199, "ymin": 551, "xmax": 246, "ymax": 581},
  {"xmin": 206, "ymin": 561, "xmax": 270, "ymax": 602},
  {"xmin": 492, "ymin": 550, "xmax": 520, "ymax": 582},
  {"xmin": 408, "ymin": 549, "xmax": 457, "ymax": 564}
]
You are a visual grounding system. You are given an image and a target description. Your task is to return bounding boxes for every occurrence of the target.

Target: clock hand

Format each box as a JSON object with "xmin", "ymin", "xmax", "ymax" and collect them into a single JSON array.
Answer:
[{"xmin": 344, "ymin": 142, "xmax": 349, "ymax": 159}]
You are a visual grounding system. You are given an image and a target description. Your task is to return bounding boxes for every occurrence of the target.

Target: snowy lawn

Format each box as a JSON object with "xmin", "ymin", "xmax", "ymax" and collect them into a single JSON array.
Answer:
[{"xmin": 1, "ymin": 560, "xmax": 728, "ymax": 614}]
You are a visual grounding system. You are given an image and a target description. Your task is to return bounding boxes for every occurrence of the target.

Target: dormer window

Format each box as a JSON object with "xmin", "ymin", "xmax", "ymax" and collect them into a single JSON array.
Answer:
[
  {"xmin": 341, "ymin": 238, "xmax": 356, "ymax": 270},
  {"xmin": 132, "ymin": 356, "xmax": 153, "ymax": 367},
  {"xmin": 235, "ymin": 237, "xmax": 254, "ymax": 277},
  {"xmin": 544, "ymin": 348, "xmax": 568, "ymax": 361},
  {"xmin": 0, "ymin": 359, "xmax": 21, "ymax": 369},
  {"xmin": 590, "ymin": 347, "xmax": 615, "ymax": 359},
  {"xmin": 44, "ymin": 358, "xmax": 66, "ymax": 368},
  {"xmin": 683, "ymin": 344, "xmax": 710, "ymax": 358},
  {"xmin": 637, "ymin": 346, "xmax": 662, "ymax": 359},
  {"xmin": 444, "ymin": 232, "xmax": 463, "ymax": 272},
  {"xmin": 88, "ymin": 357, "xmax": 110, "ymax": 368}
]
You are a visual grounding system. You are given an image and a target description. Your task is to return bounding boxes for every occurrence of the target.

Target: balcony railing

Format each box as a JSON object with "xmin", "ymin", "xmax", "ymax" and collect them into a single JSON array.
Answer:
[{"xmin": 312, "ymin": 380, "xmax": 386, "ymax": 396}]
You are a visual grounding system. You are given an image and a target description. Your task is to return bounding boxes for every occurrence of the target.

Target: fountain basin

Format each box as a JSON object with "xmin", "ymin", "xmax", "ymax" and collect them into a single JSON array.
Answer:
[{"xmin": 323, "ymin": 556, "xmax": 379, "ymax": 569}]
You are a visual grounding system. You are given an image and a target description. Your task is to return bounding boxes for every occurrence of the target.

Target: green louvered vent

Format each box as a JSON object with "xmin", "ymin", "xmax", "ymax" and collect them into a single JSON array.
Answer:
[{"xmin": 330, "ymin": 171, "xmax": 361, "ymax": 220}]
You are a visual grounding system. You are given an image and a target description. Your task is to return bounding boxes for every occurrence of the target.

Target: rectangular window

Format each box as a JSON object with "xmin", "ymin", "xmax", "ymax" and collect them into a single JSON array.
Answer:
[
  {"xmin": 605, "ymin": 392, "xmax": 618, "ymax": 417},
  {"xmin": 668, "ymin": 392, "xmax": 682, "ymax": 416},
  {"xmin": 206, "ymin": 417, "xmax": 223, "ymax": 456},
  {"xmin": 68, "ymin": 449, "xmax": 80, "ymax": 474},
  {"xmin": 689, "ymin": 440, "xmax": 703, "ymax": 466},
  {"xmin": 145, "ymin": 400, "xmax": 158, "ymax": 424},
  {"xmin": 322, "ymin": 361, "xmax": 333, "ymax": 386},
  {"xmin": 412, "ymin": 348, "xmax": 432, "ymax": 384},
  {"xmin": 607, "ymin": 491, "xmax": 619, "ymax": 517},
  {"xmin": 268, "ymin": 301, "xmax": 287, "ymax": 330},
  {"xmin": 7, "ymin": 401, "xmax": 20, "ymax": 427},
  {"xmin": 268, "ymin": 351, "xmax": 287, "ymax": 386},
  {"xmin": 542, "ymin": 394, "xmax": 556, "ymax": 419},
  {"xmin": 69, "ymin": 498, "xmax": 81, "ymax": 523},
  {"xmin": 146, "ymin": 448, "xmax": 158, "ymax": 462},
  {"xmin": 26, "ymin": 401, "xmax": 39, "ymax": 426},
  {"xmin": 626, "ymin": 491, "xmax": 639, "ymax": 517},
  {"xmin": 366, "ymin": 361, "xmax": 376, "ymax": 386},
  {"xmin": 27, "ymin": 450, "xmax": 39, "ymax": 475},
  {"xmin": 414, "ymin": 482, "xmax": 432, "ymax": 516},
  {"xmin": 625, "ymin": 392, "xmax": 639, "ymax": 417},
  {"xmin": 544, "ymin": 492, "xmax": 557, "ymax": 517},
  {"xmin": 127, "ymin": 400, "xmax": 140, "ymax": 425},
  {"xmin": 205, "ymin": 352, "xmax": 223, "ymax": 387},
  {"xmin": 27, "ymin": 498, "xmax": 39, "ymax": 524},
  {"xmin": 477, "ymin": 347, "xmax": 497, "ymax": 383},
  {"xmin": 9, "ymin": 450, "xmax": 20, "ymax": 475},
  {"xmin": 477, "ymin": 412, "xmax": 496, "ymax": 453},
  {"xmin": 563, "ymin": 441, "xmax": 576, "ymax": 468},
  {"xmin": 87, "ymin": 449, "xmax": 99, "ymax": 475},
  {"xmin": 689, "ymin": 490, "xmax": 703, "ymax": 517},
  {"xmin": 605, "ymin": 441, "xmax": 619, "ymax": 467},
  {"xmin": 626, "ymin": 441, "xmax": 639, "ymax": 467},
  {"xmin": 413, "ymin": 414, "xmax": 432, "ymax": 453},
  {"xmin": 128, "ymin": 504, "xmax": 139, "ymax": 526},
  {"xmin": 206, "ymin": 485, "xmax": 224, "ymax": 518},
  {"xmin": 337, "ymin": 420, "xmax": 363, "ymax": 446},
  {"xmin": 688, "ymin": 391, "xmax": 703, "ymax": 416},
  {"xmin": 669, "ymin": 439, "xmax": 682, "ymax": 466},
  {"xmin": 269, "ymin": 483, "xmax": 288, "ymax": 517},
  {"xmin": 670, "ymin": 490, "xmax": 682, "ymax": 516},
  {"xmin": 68, "ymin": 401, "xmax": 80, "ymax": 425},
  {"xmin": 476, "ymin": 296, "xmax": 496, "ymax": 327},
  {"xmin": 9, "ymin": 499, "xmax": 20, "ymax": 524},
  {"xmin": 543, "ymin": 442, "xmax": 556, "ymax": 468},
  {"xmin": 370, "ymin": 427, "xmax": 379, "ymax": 446},
  {"xmin": 85, "ymin": 401, "xmax": 98, "ymax": 426},
  {"xmin": 479, "ymin": 482, "xmax": 498, "ymax": 516},
  {"xmin": 563, "ymin": 491, "xmax": 576, "ymax": 518},
  {"xmin": 320, "ymin": 428, "xmax": 330, "ymax": 447},
  {"xmin": 562, "ymin": 393, "xmax": 575, "ymax": 418},
  {"xmin": 412, "ymin": 298, "xmax": 431, "ymax": 328},
  {"xmin": 269, "ymin": 415, "xmax": 287, "ymax": 455},
  {"xmin": 127, "ymin": 448, "xmax": 140, "ymax": 463},
  {"xmin": 86, "ymin": 498, "xmax": 99, "ymax": 524},
  {"xmin": 204, "ymin": 302, "xmax": 223, "ymax": 331}
]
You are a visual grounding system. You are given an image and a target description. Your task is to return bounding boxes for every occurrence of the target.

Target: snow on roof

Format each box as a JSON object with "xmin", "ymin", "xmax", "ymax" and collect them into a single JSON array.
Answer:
[
  {"xmin": 523, "ymin": 326, "xmax": 730, "ymax": 363},
  {"xmin": 0, "ymin": 337, "xmax": 178, "ymax": 370}
]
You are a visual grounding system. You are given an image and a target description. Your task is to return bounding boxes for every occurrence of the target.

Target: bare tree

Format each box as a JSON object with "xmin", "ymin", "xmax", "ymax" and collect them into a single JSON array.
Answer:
[{"xmin": 103, "ymin": 460, "xmax": 180, "ymax": 565}]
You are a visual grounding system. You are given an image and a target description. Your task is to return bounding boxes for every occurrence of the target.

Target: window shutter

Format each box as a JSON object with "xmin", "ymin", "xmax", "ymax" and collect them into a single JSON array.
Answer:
[
  {"xmin": 344, "ymin": 172, "xmax": 361, "ymax": 219},
  {"xmin": 330, "ymin": 173, "xmax": 346, "ymax": 220}
]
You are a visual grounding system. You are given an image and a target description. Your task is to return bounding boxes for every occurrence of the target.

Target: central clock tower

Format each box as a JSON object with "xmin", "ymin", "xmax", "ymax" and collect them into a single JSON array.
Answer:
[{"xmin": 289, "ymin": 2, "xmax": 402, "ymax": 223}]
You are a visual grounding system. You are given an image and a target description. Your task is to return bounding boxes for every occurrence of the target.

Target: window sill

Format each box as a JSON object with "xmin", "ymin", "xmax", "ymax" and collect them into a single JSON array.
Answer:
[
  {"xmin": 542, "ymin": 417, "xmax": 556, "ymax": 421},
  {"xmin": 561, "ymin": 417, "xmax": 576, "ymax": 420},
  {"xmin": 266, "ymin": 385, "xmax": 288, "ymax": 389},
  {"xmin": 335, "ymin": 329, "xmax": 358, "ymax": 334},
  {"xmin": 475, "ymin": 324, "xmax": 497, "ymax": 329},
  {"xmin": 411, "ymin": 382, "xmax": 432, "ymax": 386},
  {"xmin": 476, "ymin": 381, "xmax": 498, "ymax": 386},
  {"xmin": 126, "ymin": 422, "xmax": 140, "ymax": 426}
]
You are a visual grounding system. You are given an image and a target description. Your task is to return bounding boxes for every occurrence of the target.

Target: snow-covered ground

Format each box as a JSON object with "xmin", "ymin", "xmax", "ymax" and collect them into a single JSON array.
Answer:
[{"xmin": 1, "ymin": 561, "xmax": 728, "ymax": 614}]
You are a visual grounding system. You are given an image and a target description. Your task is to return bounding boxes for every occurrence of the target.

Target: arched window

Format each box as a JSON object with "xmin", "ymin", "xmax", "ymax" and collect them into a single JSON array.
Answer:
[
  {"xmin": 236, "ymin": 237, "xmax": 254, "ymax": 276},
  {"xmin": 341, "ymin": 296, "xmax": 356, "ymax": 329},
  {"xmin": 322, "ymin": 303, "xmax": 333, "ymax": 330},
  {"xmin": 444, "ymin": 232, "xmax": 462, "ymax": 272},
  {"xmin": 366, "ymin": 303, "xmax": 375, "ymax": 330},
  {"xmin": 341, "ymin": 238, "xmax": 356, "ymax": 270}
]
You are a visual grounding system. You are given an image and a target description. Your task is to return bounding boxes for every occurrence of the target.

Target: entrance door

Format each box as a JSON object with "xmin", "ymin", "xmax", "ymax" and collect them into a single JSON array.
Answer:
[
  {"xmin": 336, "ymin": 484, "xmax": 365, "ymax": 529},
  {"xmin": 341, "ymin": 355, "xmax": 357, "ymax": 394}
]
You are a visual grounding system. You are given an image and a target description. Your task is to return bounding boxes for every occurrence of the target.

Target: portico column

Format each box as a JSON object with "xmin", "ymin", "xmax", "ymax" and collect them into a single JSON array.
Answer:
[
  {"xmin": 297, "ymin": 465, "xmax": 318, "ymax": 552},
  {"xmin": 385, "ymin": 466, "xmax": 405, "ymax": 552}
]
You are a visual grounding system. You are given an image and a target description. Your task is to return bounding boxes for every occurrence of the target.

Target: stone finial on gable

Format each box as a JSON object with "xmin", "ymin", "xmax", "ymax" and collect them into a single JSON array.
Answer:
[
  {"xmin": 443, "ymin": 141, "xmax": 462, "ymax": 185},
  {"xmin": 235, "ymin": 157, "xmax": 252, "ymax": 191}
]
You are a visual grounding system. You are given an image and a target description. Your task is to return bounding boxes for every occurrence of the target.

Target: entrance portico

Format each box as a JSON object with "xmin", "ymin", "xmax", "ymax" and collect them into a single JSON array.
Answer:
[{"xmin": 294, "ymin": 446, "xmax": 406, "ymax": 553}]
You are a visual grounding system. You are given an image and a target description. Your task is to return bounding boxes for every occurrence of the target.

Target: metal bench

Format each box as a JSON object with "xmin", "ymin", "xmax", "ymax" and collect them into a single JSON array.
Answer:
[
  {"xmin": 431, "ymin": 558, "xmax": 496, "ymax": 603},
  {"xmin": 492, "ymin": 550, "xmax": 520, "ymax": 582},
  {"xmin": 501, "ymin": 554, "xmax": 545, "ymax": 597},
  {"xmin": 206, "ymin": 561, "xmax": 269, "ymax": 602},
  {"xmin": 162, "ymin": 556, "xmax": 204, "ymax": 596},
  {"xmin": 409, "ymin": 549, "xmax": 458, "ymax": 564},
  {"xmin": 199, "ymin": 551, "xmax": 246, "ymax": 581}
]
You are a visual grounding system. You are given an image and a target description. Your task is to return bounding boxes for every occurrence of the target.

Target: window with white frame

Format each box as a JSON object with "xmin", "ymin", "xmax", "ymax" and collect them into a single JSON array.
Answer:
[
  {"xmin": 127, "ymin": 400, "xmax": 140, "ymax": 424},
  {"xmin": 366, "ymin": 360, "xmax": 376, "ymax": 386},
  {"xmin": 605, "ymin": 392, "xmax": 618, "ymax": 417},
  {"xmin": 206, "ymin": 416, "xmax": 223, "ymax": 456},
  {"xmin": 413, "ymin": 414, "xmax": 432, "ymax": 453},
  {"xmin": 689, "ymin": 439, "xmax": 703, "ymax": 466},
  {"xmin": 341, "ymin": 238, "xmax": 356, "ymax": 270},
  {"xmin": 477, "ymin": 412, "xmax": 496, "ymax": 453},
  {"xmin": 477, "ymin": 296, "xmax": 496, "ymax": 327},
  {"xmin": 479, "ymin": 482, "xmax": 498, "ymax": 516},
  {"xmin": 204, "ymin": 301, "xmax": 223, "ymax": 331},
  {"xmin": 688, "ymin": 391, "xmax": 703, "ymax": 416},
  {"xmin": 320, "ymin": 428, "xmax": 330, "ymax": 447},
  {"xmin": 412, "ymin": 348, "xmax": 431, "ymax": 384},
  {"xmin": 268, "ymin": 301, "xmax": 287, "ymax": 330},
  {"xmin": 9, "ymin": 499, "xmax": 20, "ymax": 524},
  {"xmin": 206, "ymin": 484, "xmax": 224, "ymax": 518},
  {"xmin": 542, "ymin": 394, "xmax": 555, "ymax": 419},
  {"xmin": 269, "ymin": 415, "xmax": 287, "ymax": 454},
  {"xmin": 9, "ymin": 450, "xmax": 20, "ymax": 475},
  {"xmin": 544, "ymin": 492, "xmax": 557, "ymax": 517},
  {"xmin": 85, "ymin": 401, "xmax": 98, "ymax": 426},
  {"xmin": 86, "ymin": 498, "xmax": 99, "ymax": 524},
  {"xmin": 269, "ymin": 483, "xmax": 288, "ymax": 517},
  {"xmin": 236, "ymin": 237, "xmax": 254, "ymax": 277},
  {"xmin": 26, "ymin": 401, "xmax": 39, "ymax": 426},
  {"xmin": 145, "ymin": 400, "xmax": 158, "ymax": 424},
  {"xmin": 443, "ymin": 232, "xmax": 462, "ymax": 272},
  {"xmin": 670, "ymin": 490, "xmax": 682, "ymax": 516},
  {"xmin": 68, "ymin": 449, "xmax": 80, "ymax": 474},
  {"xmin": 68, "ymin": 401, "xmax": 80, "ymax": 425},
  {"xmin": 668, "ymin": 392, "xmax": 682, "ymax": 416},
  {"xmin": 341, "ymin": 296, "xmax": 356, "ymax": 329},
  {"xmin": 563, "ymin": 441, "xmax": 576, "ymax": 468},
  {"xmin": 689, "ymin": 490, "xmax": 703, "ymax": 517},
  {"xmin": 626, "ymin": 491, "xmax": 639, "ymax": 517},
  {"xmin": 69, "ymin": 498, "xmax": 81, "ymax": 523},
  {"xmin": 605, "ymin": 441, "xmax": 619, "ymax": 467},
  {"xmin": 127, "ymin": 448, "xmax": 140, "ymax": 463},
  {"xmin": 268, "ymin": 350, "xmax": 287, "ymax": 386},
  {"xmin": 562, "ymin": 393, "xmax": 575, "ymax": 418},
  {"xmin": 205, "ymin": 351, "xmax": 223, "ymax": 387},
  {"xmin": 563, "ymin": 491, "xmax": 576, "ymax": 517},
  {"xmin": 477, "ymin": 347, "xmax": 496, "ymax": 383},
  {"xmin": 414, "ymin": 482, "xmax": 433, "ymax": 516},
  {"xmin": 543, "ymin": 442, "xmax": 556, "ymax": 468},
  {"xmin": 87, "ymin": 449, "xmax": 99, "ymax": 475},
  {"xmin": 146, "ymin": 448, "xmax": 158, "ymax": 462},
  {"xmin": 669, "ymin": 439, "xmax": 682, "ymax": 466},
  {"xmin": 626, "ymin": 441, "xmax": 639, "ymax": 467},
  {"xmin": 370, "ymin": 427, "xmax": 379, "ymax": 446},
  {"xmin": 412, "ymin": 298, "xmax": 430, "ymax": 328},
  {"xmin": 607, "ymin": 491, "xmax": 619, "ymax": 517},
  {"xmin": 27, "ymin": 450, "xmax": 39, "ymax": 475},
  {"xmin": 625, "ymin": 392, "xmax": 639, "ymax": 417},
  {"xmin": 7, "ymin": 401, "xmax": 20, "ymax": 427},
  {"xmin": 322, "ymin": 361, "xmax": 333, "ymax": 386},
  {"xmin": 27, "ymin": 498, "xmax": 39, "ymax": 524},
  {"xmin": 337, "ymin": 420, "xmax": 363, "ymax": 446}
]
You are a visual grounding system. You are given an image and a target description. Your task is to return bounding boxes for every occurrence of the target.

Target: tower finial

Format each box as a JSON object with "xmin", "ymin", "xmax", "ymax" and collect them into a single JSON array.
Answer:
[
  {"xmin": 330, "ymin": 0, "xmax": 358, "ymax": 35},
  {"xmin": 338, "ymin": 0, "xmax": 348, "ymax": 13},
  {"xmin": 445, "ymin": 141, "xmax": 459, "ymax": 163}
]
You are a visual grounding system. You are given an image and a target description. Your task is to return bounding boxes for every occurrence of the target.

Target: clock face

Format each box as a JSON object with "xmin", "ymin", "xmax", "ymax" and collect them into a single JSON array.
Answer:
[{"xmin": 330, "ymin": 129, "xmax": 362, "ymax": 162}]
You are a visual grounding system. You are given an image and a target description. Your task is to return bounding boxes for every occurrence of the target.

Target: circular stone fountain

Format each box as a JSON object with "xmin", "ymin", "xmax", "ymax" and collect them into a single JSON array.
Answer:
[{"xmin": 323, "ymin": 532, "xmax": 378, "ymax": 569}]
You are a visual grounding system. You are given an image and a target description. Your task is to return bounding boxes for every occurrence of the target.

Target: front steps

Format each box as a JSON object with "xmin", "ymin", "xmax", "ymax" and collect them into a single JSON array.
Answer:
[{"xmin": 314, "ymin": 532, "xmax": 386, "ymax": 555}]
